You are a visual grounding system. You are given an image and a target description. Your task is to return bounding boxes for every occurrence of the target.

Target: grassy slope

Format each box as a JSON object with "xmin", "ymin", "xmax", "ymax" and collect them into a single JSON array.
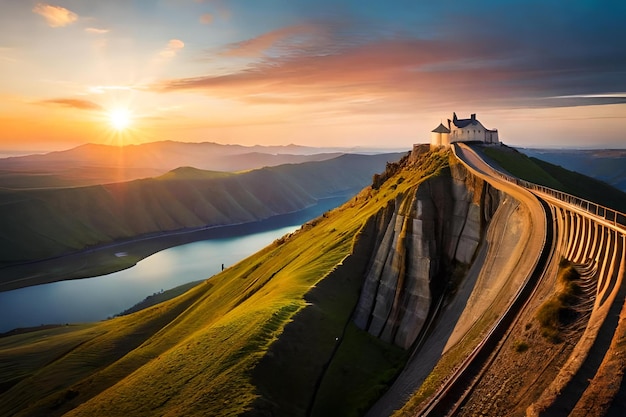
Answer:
[
  {"xmin": 482, "ymin": 146, "xmax": 626, "ymax": 213},
  {"xmin": 520, "ymin": 149, "xmax": 626, "ymax": 193},
  {"xmin": 0, "ymin": 150, "xmax": 449, "ymax": 417},
  {"xmin": 0, "ymin": 153, "xmax": 402, "ymax": 265},
  {"xmin": 116, "ymin": 280, "xmax": 204, "ymax": 316}
]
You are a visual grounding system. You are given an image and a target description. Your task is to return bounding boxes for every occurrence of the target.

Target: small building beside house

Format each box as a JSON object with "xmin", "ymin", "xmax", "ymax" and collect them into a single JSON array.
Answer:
[{"xmin": 430, "ymin": 113, "xmax": 499, "ymax": 149}]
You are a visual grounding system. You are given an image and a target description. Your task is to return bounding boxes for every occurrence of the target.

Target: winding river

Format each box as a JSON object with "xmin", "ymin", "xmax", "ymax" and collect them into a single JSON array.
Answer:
[{"xmin": 0, "ymin": 196, "xmax": 349, "ymax": 333}]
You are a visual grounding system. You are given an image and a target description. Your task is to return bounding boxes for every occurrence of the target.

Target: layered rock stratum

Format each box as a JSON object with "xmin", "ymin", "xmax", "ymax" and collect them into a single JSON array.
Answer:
[{"xmin": 354, "ymin": 160, "xmax": 503, "ymax": 350}]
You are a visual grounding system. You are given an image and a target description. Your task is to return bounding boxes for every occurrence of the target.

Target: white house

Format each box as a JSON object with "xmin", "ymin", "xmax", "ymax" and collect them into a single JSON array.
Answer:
[{"xmin": 430, "ymin": 113, "xmax": 499, "ymax": 149}]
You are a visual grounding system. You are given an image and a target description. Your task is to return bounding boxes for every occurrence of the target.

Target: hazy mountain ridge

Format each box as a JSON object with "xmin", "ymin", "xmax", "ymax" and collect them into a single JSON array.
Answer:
[
  {"xmin": 0, "ymin": 141, "xmax": 398, "ymax": 188},
  {"xmin": 0, "ymin": 153, "xmax": 403, "ymax": 266},
  {"xmin": 520, "ymin": 148, "xmax": 626, "ymax": 193}
]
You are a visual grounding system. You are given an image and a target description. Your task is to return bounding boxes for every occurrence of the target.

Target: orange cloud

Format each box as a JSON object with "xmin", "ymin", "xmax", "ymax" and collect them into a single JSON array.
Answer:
[
  {"xmin": 221, "ymin": 24, "xmax": 322, "ymax": 57},
  {"xmin": 154, "ymin": 32, "xmax": 572, "ymax": 115},
  {"xmin": 153, "ymin": 19, "xmax": 626, "ymax": 120},
  {"xmin": 195, "ymin": 0, "xmax": 230, "ymax": 19},
  {"xmin": 159, "ymin": 39, "xmax": 185, "ymax": 58},
  {"xmin": 157, "ymin": 38, "xmax": 464, "ymax": 107},
  {"xmin": 200, "ymin": 13, "xmax": 213, "ymax": 24},
  {"xmin": 32, "ymin": 3, "xmax": 78, "ymax": 28},
  {"xmin": 39, "ymin": 98, "xmax": 103, "ymax": 111}
]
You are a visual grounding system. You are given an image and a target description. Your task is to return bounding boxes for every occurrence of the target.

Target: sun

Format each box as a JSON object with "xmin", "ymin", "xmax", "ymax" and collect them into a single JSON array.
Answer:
[{"xmin": 108, "ymin": 108, "xmax": 133, "ymax": 131}]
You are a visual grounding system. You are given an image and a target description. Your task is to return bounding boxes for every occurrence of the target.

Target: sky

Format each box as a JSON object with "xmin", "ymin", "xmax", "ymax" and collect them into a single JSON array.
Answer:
[{"xmin": 0, "ymin": 0, "xmax": 625, "ymax": 153}]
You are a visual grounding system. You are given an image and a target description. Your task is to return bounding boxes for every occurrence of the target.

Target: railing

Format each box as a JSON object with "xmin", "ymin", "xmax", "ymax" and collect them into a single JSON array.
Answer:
[
  {"xmin": 492, "ymin": 170, "xmax": 626, "ymax": 230},
  {"xmin": 451, "ymin": 143, "xmax": 626, "ymax": 230}
]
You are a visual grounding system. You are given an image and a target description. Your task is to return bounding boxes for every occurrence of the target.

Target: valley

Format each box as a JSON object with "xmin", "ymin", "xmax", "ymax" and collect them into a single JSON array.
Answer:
[
  {"xmin": 3, "ymin": 1, "xmax": 624, "ymax": 415},
  {"xmin": 1, "ymin": 144, "xmax": 625, "ymax": 417},
  {"xmin": 0, "ymin": 152, "xmax": 402, "ymax": 289}
]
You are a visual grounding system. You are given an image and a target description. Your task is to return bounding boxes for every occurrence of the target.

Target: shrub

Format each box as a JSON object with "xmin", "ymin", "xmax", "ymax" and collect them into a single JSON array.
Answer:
[
  {"xmin": 513, "ymin": 340, "xmax": 529, "ymax": 353},
  {"xmin": 537, "ymin": 299, "xmax": 561, "ymax": 330},
  {"xmin": 536, "ymin": 259, "xmax": 581, "ymax": 343}
]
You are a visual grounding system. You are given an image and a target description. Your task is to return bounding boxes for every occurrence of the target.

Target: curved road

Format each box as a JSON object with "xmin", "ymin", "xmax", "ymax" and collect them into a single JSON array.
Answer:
[
  {"xmin": 416, "ymin": 143, "xmax": 552, "ymax": 415},
  {"xmin": 454, "ymin": 143, "xmax": 626, "ymax": 417},
  {"xmin": 366, "ymin": 143, "xmax": 549, "ymax": 416}
]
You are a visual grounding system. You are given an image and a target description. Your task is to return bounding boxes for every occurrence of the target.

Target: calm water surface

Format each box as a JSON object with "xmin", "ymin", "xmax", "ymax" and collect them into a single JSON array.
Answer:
[
  {"xmin": 0, "ymin": 226, "xmax": 297, "ymax": 333},
  {"xmin": 0, "ymin": 196, "xmax": 351, "ymax": 333}
]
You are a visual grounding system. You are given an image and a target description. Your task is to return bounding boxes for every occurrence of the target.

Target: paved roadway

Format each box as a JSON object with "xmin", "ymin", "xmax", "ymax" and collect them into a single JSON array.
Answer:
[
  {"xmin": 453, "ymin": 144, "xmax": 626, "ymax": 417},
  {"xmin": 365, "ymin": 143, "xmax": 549, "ymax": 417}
]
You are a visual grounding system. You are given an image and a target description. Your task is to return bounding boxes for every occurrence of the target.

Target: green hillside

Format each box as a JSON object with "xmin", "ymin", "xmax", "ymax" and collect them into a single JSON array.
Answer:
[
  {"xmin": 0, "ymin": 149, "xmax": 449, "ymax": 417},
  {"xmin": 520, "ymin": 148, "xmax": 626, "ymax": 193},
  {"xmin": 4, "ymin": 145, "xmax": 612, "ymax": 416},
  {"xmin": 481, "ymin": 146, "xmax": 626, "ymax": 213},
  {"xmin": 0, "ymin": 153, "xmax": 402, "ymax": 267}
]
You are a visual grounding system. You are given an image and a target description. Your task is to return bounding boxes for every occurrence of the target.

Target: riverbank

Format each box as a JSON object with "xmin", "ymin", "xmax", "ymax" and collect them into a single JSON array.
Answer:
[
  {"xmin": 0, "ymin": 194, "xmax": 352, "ymax": 292},
  {"xmin": 116, "ymin": 280, "xmax": 205, "ymax": 317},
  {"xmin": 0, "ymin": 223, "xmax": 304, "ymax": 333}
]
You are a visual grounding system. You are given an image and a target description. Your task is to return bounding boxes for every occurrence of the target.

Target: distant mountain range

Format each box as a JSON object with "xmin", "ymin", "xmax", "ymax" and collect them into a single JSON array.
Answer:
[
  {"xmin": 520, "ymin": 148, "xmax": 626, "ymax": 193},
  {"xmin": 0, "ymin": 152, "xmax": 404, "ymax": 267},
  {"xmin": 0, "ymin": 141, "xmax": 399, "ymax": 188}
]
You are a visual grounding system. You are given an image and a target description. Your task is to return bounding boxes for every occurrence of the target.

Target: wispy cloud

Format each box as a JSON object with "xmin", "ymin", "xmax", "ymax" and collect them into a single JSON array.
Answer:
[
  {"xmin": 195, "ymin": 0, "xmax": 230, "ymax": 19},
  {"xmin": 39, "ymin": 98, "xmax": 102, "ymax": 111},
  {"xmin": 156, "ymin": 36, "xmax": 495, "ymax": 110},
  {"xmin": 550, "ymin": 93, "xmax": 626, "ymax": 99},
  {"xmin": 85, "ymin": 27, "xmax": 109, "ymax": 35},
  {"xmin": 32, "ymin": 3, "xmax": 78, "ymax": 28},
  {"xmin": 159, "ymin": 39, "xmax": 185, "ymax": 59},
  {"xmin": 0, "ymin": 47, "xmax": 18, "ymax": 63},
  {"xmin": 154, "ymin": 6, "xmax": 626, "ymax": 113},
  {"xmin": 220, "ymin": 24, "xmax": 324, "ymax": 58},
  {"xmin": 538, "ymin": 93, "xmax": 626, "ymax": 108},
  {"xmin": 199, "ymin": 13, "xmax": 213, "ymax": 25},
  {"xmin": 88, "ymin": 85, "xmax": 136, "ymax": 94}
]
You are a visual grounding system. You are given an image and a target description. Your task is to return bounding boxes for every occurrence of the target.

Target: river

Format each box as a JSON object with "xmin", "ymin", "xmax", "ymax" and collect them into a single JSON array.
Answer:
[{"xmin": 0, "ymin": 196, "xmax": 349, "ymax": 333}]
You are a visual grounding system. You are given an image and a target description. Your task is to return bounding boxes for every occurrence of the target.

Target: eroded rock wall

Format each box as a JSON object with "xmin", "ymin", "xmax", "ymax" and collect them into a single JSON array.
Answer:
[{"xmin": 354, "ymin": 162, "xmax": 504, "ymax": 349}]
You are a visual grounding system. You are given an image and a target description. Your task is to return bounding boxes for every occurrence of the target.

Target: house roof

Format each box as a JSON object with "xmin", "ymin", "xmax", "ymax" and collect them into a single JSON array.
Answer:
[
  {"xmin": 452, "ymin": 118, "xmax": 477, "ymax": 128},
  {"xmin": 431, "ymin": 123, "xmax": 450, "ymax": 133},
  {"xmin": 452, "ymin": 112, "xmax": 480, "ymax": 128}
]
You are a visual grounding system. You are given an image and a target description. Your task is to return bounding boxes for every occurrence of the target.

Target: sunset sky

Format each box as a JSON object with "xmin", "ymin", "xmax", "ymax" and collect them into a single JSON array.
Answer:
[{"xmin": 1, "ymin": 0, "xmax": 625, "ymax": 154}]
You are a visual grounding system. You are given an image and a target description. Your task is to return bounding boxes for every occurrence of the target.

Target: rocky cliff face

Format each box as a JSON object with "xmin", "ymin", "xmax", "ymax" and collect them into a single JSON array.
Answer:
[{"xmin": 354, "ymin": 161, "xmax": 503, "ymax": 349}]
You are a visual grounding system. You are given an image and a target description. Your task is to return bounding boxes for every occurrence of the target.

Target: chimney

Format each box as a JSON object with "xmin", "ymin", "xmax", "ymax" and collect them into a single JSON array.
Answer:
[{"xmin": 471, "ymin": 113, "xmax": 476, "ymax": 122}]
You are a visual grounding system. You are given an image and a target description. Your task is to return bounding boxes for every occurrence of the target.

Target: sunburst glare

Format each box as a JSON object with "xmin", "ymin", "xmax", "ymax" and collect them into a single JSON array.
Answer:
[{"xmin": 108, "ymin": 108, "xmax": 133, "ymax": 132}]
